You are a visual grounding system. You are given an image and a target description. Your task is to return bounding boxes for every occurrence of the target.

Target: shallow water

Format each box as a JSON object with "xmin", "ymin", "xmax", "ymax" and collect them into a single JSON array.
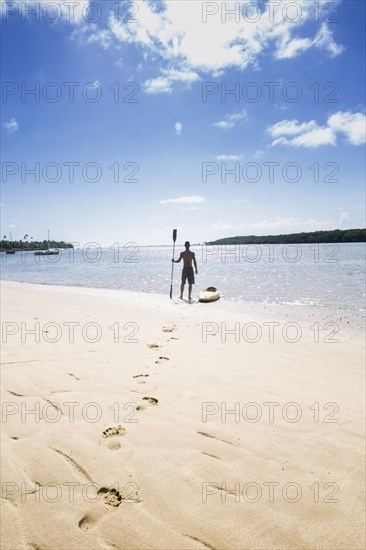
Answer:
[{"xmin": 1, "ymin": 243, "xmax": 365, "ymax": 313}]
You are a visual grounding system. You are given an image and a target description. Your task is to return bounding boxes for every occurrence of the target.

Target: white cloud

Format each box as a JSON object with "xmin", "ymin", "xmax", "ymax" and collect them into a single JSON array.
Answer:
[
  {"xmin": 143, "ymin": 67, "xmax": 200, "ymax": 94},
  {"xmin": 105, "ymin": 1, "xmax": 343, "ymax": 92},
  {"xmin": 144, "ymin": 76, "xmax": 172, "ymax": 94},
  {"xmin": 269, "ymin": 119, "xmax": 318, "ymax": 137},
  {"xmin": 175, "ymin": 122, "xmax": 183, "ymax": 136},
  {"xmin": 254, "ymin": 150, "xmax": 264, "ymax": 159},
  {"xmin": 213, "ymin": 120, "xmax": 235, "ymax": 129},
  {"xmin": 275, "ymin": 22, "xmax": 344, "ymax": 60},
  {"xmin": 230, "ymin": 111, "xmax": 247, "ymax": 121},
  {"xmin": 86, "ymin": 29, "xmax": 112, "ymax": 49},
  {"xmin": 163, "ymin": 68, "xmax": 200, "ymax": 85},
  {"xmin": 275, "ymin": 37, "xmax": 313, "ymax": 60},
  {"xmin": 20, "ymin": 1, "xmax": 343, "ymax": 94},
  {"xmin": 271, "ymin": 126, "xmax": 336, "ymax": 148},
  {"xmin": 213, "ymin": 110, "xmax": 247, "ymax": 129},
  {"xmin": 160, "ymin": 195, "xmax": 206, "ymax": 205},
  {"xmin": 313, "ymin": 23, "xmax": 344, "ymax": 57},
  {"xmin": 290, "ymin": 126, "xmax": 336, "ymax": 148},
  {"xmin": 216, "ymin": 154, "xmax": 243, "ymax": 161},
  {"xmin": 3, "ymin": 118, "xmax": 19, "ymax": 134},
  {"xmin": 70, "ymin": 23, "xmax": 110, "ymax": 47},
  {"xmin": 328, "ymin": 111, "xmax": 366, "ymax": 145},
  {"xmin": 268, "ymin": 111, "xmax": 366, "ymax": 148}
]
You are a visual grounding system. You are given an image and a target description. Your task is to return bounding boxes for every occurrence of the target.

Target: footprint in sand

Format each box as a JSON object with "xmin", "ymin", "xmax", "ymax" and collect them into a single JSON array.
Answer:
[
  {"xmin": 155, "ymin": 356, "xmax": 169, "ymax": 364},
  {"xmin": 78, "ymin": 487, "xmax": 122, "ymax": 531},
  {"xmin": 147, "ymin": 343, "xmax": 161, "ymax": 349},
  {"xmin": 102, "ymin": 426, "xmax": 126, "ymax": 450},
  {"xmin": 79, "ymin": 483, "xmax": 142, "ymax": 530},
  {"xmin": 136, "ymin": 396, "xmax": 158, "ymax": 411},
  {"xmin": 133, "ymin": 374, "xmax": 149, "ymax": 384},
  {"xmin": 162, "ymin": 325, "xmax": 177, "ymax": 333}
]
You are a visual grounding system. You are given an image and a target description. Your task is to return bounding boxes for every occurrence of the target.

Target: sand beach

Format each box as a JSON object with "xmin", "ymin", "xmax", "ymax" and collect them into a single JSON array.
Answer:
[{"xmin": 1, "ymin": 280, "xmax": 365, "ymax": 549}]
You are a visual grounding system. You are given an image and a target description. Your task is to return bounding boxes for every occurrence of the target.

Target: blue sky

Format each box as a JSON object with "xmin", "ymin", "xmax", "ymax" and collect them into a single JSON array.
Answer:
[{"xmin": 1, "ymin": 0, "xmax": 365, "ymax": 245}]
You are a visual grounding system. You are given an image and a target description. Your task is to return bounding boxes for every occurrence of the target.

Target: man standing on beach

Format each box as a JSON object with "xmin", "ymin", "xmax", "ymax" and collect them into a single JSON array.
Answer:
[{"xmin": 172, "ymin": 241, "xmax": 198, "ymax": 301}]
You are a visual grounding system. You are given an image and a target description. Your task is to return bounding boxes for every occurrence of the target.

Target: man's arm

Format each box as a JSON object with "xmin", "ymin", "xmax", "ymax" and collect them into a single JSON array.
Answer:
[
  {"xmin": 172, "ymin": 252, "xmax": 183, "ymax": 263},
  {"xmin": 193, "ymin": 252, "xmax": 198, "ymax": 274}
]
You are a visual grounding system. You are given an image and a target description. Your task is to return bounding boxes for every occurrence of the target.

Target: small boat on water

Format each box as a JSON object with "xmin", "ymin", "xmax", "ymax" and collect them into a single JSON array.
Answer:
[
  {"xmin": 34, "ymin": 230, "xmax": 60, "ymax": 256},
  {"xmin": 34, "ymin": 249, "xmax": 60, "ymax": 256}
]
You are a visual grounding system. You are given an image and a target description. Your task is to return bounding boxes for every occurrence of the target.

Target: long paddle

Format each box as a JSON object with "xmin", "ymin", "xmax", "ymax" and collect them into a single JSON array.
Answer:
[{"xmin": 170, "ymin": 229, "xmax": 177, "ymax": 299}]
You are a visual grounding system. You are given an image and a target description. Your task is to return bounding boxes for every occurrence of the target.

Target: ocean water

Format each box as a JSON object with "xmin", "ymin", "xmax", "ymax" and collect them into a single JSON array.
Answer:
[{"xmin": 1, "ymin": 243, "xmax": 365, "ymax": 313}]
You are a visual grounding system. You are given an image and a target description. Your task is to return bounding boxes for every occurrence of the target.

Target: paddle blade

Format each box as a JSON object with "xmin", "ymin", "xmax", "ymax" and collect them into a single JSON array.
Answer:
[
  {"xmin": 170, "ymin": 285, "xmax": 173, "ymax": 299},
  {"xmin": 173, "ymin": 229, "xmax": 177, "ymax": 242}
]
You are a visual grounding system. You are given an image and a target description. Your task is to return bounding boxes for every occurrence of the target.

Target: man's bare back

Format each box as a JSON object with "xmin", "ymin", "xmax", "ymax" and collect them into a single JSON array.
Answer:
[{"xmin": 180, "ymin": 249, "xmax": 195, "ymax": 267}]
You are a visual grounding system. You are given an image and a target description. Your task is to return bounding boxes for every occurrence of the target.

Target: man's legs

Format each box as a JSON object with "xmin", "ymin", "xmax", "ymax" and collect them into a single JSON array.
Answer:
[
  {"xmin": 180, "ymin": 282, "xmax": 184, "ymax": 299},
  {"xmin": 188, "ymin": 284, "xmax": 192, "ymax": 301}
]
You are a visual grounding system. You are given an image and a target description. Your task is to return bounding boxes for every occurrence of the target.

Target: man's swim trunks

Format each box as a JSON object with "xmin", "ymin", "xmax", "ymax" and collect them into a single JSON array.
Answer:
[{"xmin": 182, "ymin": 266, "xmax": 195, "ymax": 285}]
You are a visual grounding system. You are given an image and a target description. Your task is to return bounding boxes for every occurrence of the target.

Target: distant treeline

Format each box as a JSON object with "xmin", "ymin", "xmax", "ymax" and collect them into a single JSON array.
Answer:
[
  {"xmin": 207, "ymin": 228, "xmax": 366, "ymax": 245},
  {"xmin": 0, "ymin": 240, "xmax": 74, "ymax": 251}
]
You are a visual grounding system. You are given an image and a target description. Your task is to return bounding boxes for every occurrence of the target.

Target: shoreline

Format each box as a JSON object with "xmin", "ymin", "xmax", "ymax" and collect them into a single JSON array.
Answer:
[
  {"xmin": 1, "ymin": 280, "xmax": 365, "ymax": 549},
  {"xmin": 1, "ymin": 279, "xmax": 364, "ymax": 338},
  {"xmin": 2, "ymin": 241, "xmax": 365, "ymax": 315}
]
